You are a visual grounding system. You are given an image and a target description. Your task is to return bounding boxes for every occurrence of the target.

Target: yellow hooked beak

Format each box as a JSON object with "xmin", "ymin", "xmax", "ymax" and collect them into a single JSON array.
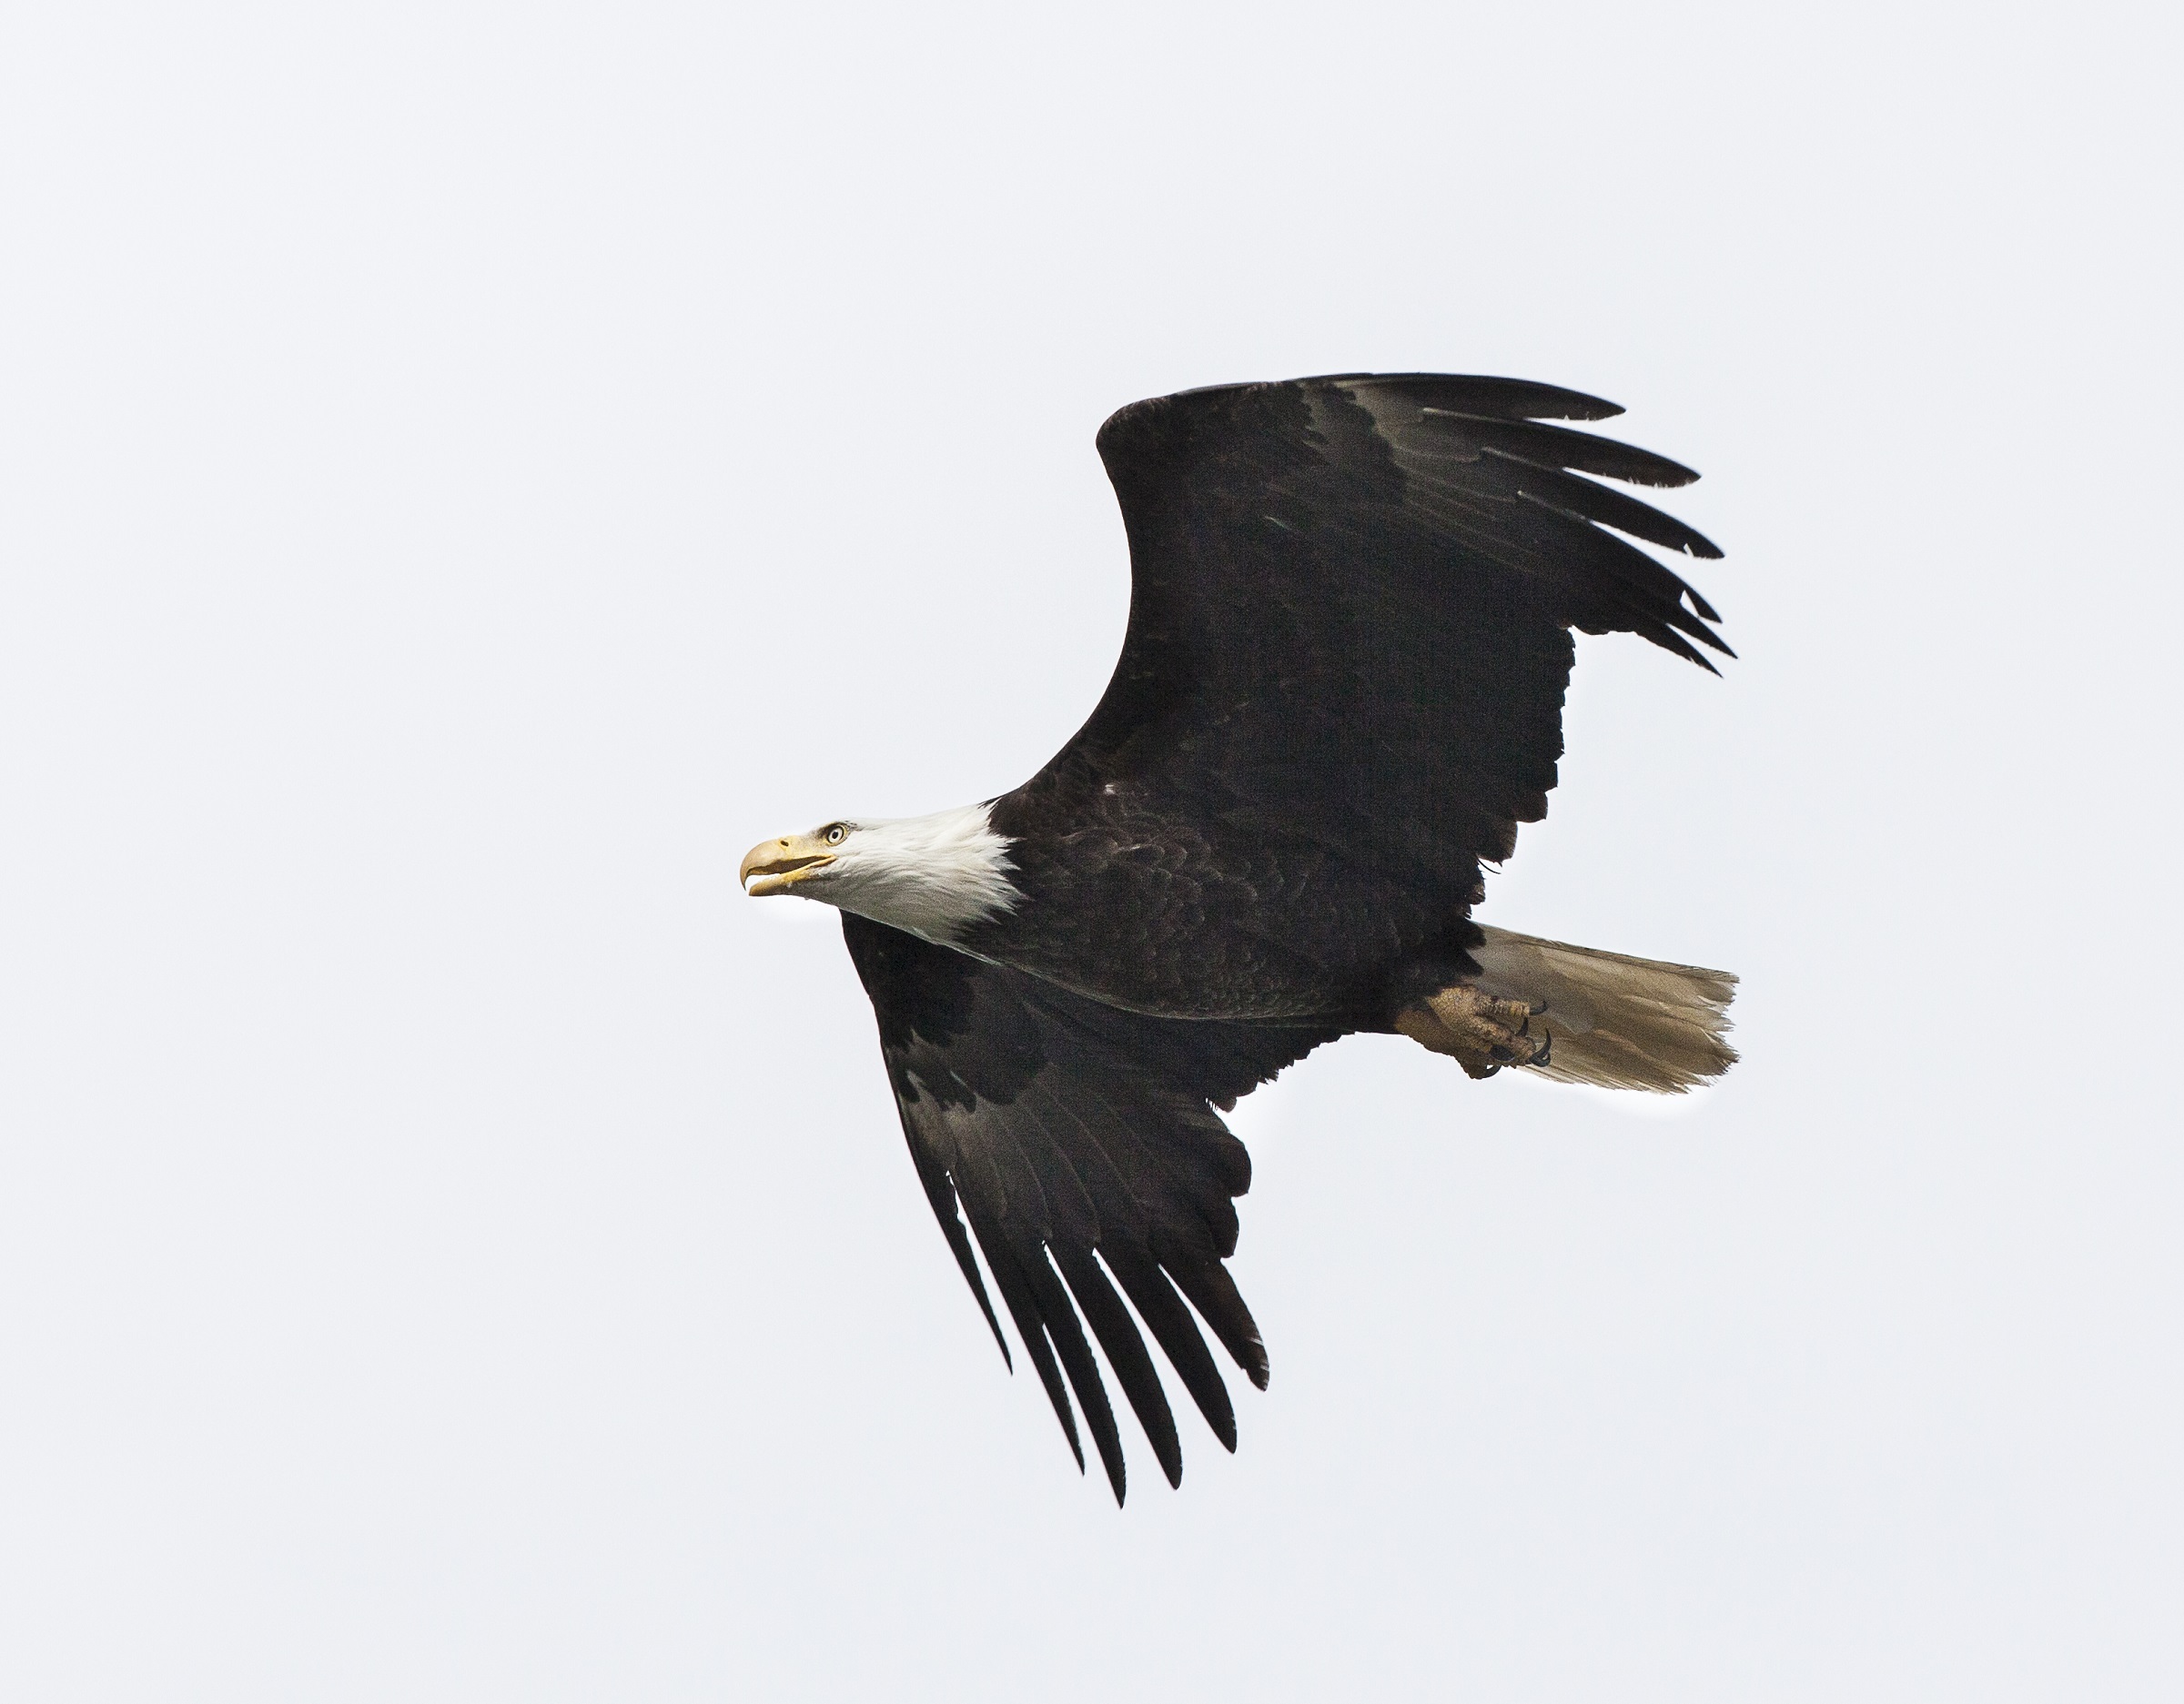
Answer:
[{"xmin": 740, "ymin": 832, "xmax": 838, "ymax": 896}]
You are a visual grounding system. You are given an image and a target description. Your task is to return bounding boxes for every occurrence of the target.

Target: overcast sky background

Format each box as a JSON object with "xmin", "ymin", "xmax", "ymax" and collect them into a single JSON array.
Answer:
[{"xmin": 3, "ymin": 3, "xmax": 2179, "ymax": 1699}]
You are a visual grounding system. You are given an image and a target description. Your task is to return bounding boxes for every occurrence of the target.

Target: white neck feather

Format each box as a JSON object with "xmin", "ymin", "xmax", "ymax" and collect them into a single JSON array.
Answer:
[{"xmin": 825, "ymin": 802, "xmax": 1020, "ymax": 944}]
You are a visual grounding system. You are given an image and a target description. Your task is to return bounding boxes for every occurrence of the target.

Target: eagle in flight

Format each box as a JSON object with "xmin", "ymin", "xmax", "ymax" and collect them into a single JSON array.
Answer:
[{"xmin": 741, "ymin": 374, "xmax": 1737, "ymax": 1502}]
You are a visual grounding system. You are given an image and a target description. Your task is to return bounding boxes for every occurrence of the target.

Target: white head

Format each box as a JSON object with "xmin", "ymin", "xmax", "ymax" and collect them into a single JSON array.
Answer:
[{"xmin": 738, "ymin": 802, "xmax": 1020, "ymax": 945}]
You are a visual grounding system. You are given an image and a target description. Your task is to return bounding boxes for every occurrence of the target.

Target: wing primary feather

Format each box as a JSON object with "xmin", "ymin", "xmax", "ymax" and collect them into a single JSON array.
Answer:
[
  {"xmin": 1638, "ymin": 624, "xmax": 1723, "ymax": 674},
  {"xmin": 963, "ymin": 1200, "xmax": 1084, "ymax": 1473},
  {"xmin": 1156, "ymin": 1243, "xmax": 1271, "ymax": 1391},
  {"xmin": 904, "ymin": 1136, "xmax": 1010, "ymax": 1366},
  {"xmin": 1399, "ymin": 490, "xmax": 1712, "ymax": 624},
  {"xmin": 1052, "ymin": 1245, "xmax": 1184, "ymax": 1487},
  {"xmin": 1016, "ymin": 1245, "xmax": 1130, "ymax": 1504},
  {"xmin": 1656, "ymin": 597, "xmax": 1736, "ymax": 657},
  {"xmin": 1004, "ymin": 1081, "xmax": 1188, "ymax": 1481},
  {"xmin": 1418, "ymin": 411, "xmax": 1701, "ymax": 488},
  {"xmin": 1500, "ymin": 459, "xmax": 1723, "ymax": 558},
  {"xmin": 1340, "ymin": 373, "xmax": 1625, "ymax": 422},
  {"xmin": 1100, "ymin": 1245, "xmax": 1238, "ymax": 1452}
]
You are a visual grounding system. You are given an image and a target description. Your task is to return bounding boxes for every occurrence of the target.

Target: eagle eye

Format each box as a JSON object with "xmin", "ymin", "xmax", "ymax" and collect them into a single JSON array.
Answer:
[{"xmin": 824, "ymin": 823, "xmax": 846, "ymax": 845}]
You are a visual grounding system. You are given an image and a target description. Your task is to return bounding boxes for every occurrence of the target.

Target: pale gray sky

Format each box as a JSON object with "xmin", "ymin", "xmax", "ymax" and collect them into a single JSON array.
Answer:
[{"xmin": 2, "ymin": 4, "xmax": 2179, "ymax": 1699}]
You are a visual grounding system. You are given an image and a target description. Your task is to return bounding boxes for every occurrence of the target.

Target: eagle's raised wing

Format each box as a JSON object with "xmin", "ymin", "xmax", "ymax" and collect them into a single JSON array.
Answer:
[
  {"xmin": 842, "ymin": 912, "xmax": 1338, "ymax": 1502},
  {"xmin": 1020, "ymin": 374, "xmax": 1726, "ymax": 931}
]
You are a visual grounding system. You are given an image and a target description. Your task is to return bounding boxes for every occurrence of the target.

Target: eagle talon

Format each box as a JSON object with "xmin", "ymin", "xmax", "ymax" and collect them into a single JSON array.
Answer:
[{"xmin": 1395, "ymin": 983, "xmax": 1552, "ymax": 1076}]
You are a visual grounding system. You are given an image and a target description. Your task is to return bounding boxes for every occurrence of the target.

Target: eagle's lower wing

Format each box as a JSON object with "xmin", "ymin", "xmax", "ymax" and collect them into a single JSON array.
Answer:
[
  {"xmin": 1043, "ymin": 373, "xmax": 1727, "ymax": 908},
  {"xmin": 842, "ymin": 912, "xmax": 1339, "ymax": 1502}
]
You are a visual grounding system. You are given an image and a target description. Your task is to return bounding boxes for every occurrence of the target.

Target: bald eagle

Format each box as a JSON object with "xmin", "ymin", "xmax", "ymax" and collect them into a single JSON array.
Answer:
[{"xmin": 741, "ymin": 374, "xmax": 1737, "ymax": 1502}]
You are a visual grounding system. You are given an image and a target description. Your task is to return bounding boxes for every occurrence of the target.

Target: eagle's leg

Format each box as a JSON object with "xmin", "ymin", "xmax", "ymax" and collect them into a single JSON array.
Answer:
[{"xmin": 1393, "ymin": 985, "xmax": 1551, "ymax": 1080}]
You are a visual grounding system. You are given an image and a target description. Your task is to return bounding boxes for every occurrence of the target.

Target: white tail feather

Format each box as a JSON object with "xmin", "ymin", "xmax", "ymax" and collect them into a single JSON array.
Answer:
[{"xmin": 1467, "ymin": 925, "xmax": 1739, "ymax": 1094}]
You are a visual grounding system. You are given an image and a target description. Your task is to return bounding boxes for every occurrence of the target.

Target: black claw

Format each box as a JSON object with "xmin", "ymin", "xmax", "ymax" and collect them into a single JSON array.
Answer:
[{"xmin": 1527, "ymin": 1029, "xmax": 1553, "ymax": 1069}]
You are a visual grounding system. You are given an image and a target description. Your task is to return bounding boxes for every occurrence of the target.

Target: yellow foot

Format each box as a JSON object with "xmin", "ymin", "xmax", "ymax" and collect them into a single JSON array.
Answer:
[{"xmin": 1394, "ymin": 984, "xmax": 1552, "ymax": 1080}]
